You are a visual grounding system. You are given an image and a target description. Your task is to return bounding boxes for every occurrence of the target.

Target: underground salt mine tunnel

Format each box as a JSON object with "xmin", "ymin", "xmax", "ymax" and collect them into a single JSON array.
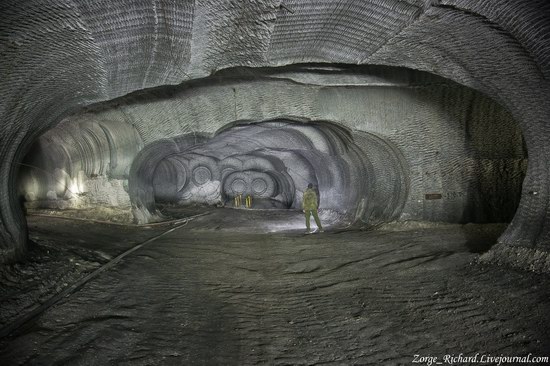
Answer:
[{"xmin": 1, "ymin": 1, "xmax": 550, "ymax": 365}]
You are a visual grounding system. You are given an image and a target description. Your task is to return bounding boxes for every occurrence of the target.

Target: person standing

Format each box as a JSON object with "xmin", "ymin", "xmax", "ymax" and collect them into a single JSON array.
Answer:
[{"xmin": 302, "ymin": 183, "xmax": 323, "ymax": 234}]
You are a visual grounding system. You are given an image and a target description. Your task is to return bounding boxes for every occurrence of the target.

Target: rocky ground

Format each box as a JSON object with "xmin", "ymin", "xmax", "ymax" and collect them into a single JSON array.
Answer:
[
  {"xmin": 26, "ymin": 207, "xmax": 135, "ymax": 224},
  {"xmin": 1, "ymin": 208, "xmax": 549, "ymax": 365}
]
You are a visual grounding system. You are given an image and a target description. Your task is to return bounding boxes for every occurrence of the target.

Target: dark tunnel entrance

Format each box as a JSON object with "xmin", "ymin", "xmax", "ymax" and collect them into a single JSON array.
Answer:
[
  {"xmin": 132, "ymin": 119, "xmax": 410, "ymax": 229},
  {"xmin": 15, "ymin": 65, "xmax": 528, "ymax": 233}
]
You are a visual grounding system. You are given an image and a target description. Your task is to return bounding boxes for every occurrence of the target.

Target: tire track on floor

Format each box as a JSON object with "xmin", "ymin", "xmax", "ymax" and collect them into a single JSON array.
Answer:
[{"xmin": 0, "ymin": 213, "xmax": 208, "ymax": 339}]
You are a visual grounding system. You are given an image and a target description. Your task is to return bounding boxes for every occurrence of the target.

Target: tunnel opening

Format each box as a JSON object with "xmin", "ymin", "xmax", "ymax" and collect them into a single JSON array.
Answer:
[
  {"xmin": 15, "ymin": 65, "xmax": 527, "ymax": 235},
  {"xmin": 134, "ymin": 119, "xmax": 409, "ymax": 229},
  {"xmin": 2, "ymin": 0, "xmax": 550, "ymax": 360}
]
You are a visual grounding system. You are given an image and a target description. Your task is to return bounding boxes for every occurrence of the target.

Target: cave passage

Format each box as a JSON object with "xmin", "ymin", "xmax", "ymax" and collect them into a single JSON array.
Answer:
[
  {"xmin": 2, "ymin": 39, "xmax": 545, "ymax": 366},
  {"xmin": 2, "ymin": 0, "xmax": 550, "ymax": 363},
  {"xmin": 17, "ymin": 65, "xmax": 527, "ymax": 234},
  {"xmin": 138, "ymin": 120, "xmax": 409, "ymax": 229}
]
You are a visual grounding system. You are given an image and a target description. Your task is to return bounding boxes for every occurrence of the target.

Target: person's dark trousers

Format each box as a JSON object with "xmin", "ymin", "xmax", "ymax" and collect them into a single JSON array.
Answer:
[{"xmin": 305, "ymin": 209, "xmax": 322, "ymax": 231}]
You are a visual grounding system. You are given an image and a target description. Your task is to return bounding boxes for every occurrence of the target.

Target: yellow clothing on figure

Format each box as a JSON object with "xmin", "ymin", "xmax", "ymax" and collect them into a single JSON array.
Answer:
[
  {"xmin": 234, "ymin": 194, "xmax": 242, "ymax": 207},
  {"xmin": 302, "ymin": 188, "xmax": 318, "ymax": 211},
  {"xmin": 302, "ymin": 185, "xmax": 323, "ymax": 233}
]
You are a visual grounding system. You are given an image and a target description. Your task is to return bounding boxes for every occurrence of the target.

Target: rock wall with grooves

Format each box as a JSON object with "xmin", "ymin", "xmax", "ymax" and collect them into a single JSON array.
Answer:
[
  {"xmin": 0, "ymin": 0, "xmax": 549, "ymax": 265},
  {"xmin": 25, "ymin": 67, "xmax": 525, "ymax": 228},
  {"xmin": 141, "ymin": 121, "xmax": 379, "ymax": 223},
  {"xmin": 18, "ymin": 117, "xmax": 143, "ymax": 210}
]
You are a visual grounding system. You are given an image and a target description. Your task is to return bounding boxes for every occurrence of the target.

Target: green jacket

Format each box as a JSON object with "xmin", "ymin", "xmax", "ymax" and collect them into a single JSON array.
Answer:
[{"xmin": 302, "ymin": 188, "xmax": 318, "ymax": 210}]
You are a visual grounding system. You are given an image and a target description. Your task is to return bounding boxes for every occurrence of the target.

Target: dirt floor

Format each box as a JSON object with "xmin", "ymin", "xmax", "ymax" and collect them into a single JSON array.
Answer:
[{"xmin": 1, "ymin": 208, "xmax": 549, "ymax": 365}]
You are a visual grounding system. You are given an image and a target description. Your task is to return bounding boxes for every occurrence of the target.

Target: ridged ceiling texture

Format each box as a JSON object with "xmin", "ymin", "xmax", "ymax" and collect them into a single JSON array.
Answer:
[{"xmin": 1, "ymin": 0, "xmax": 549, "ymax": 265}]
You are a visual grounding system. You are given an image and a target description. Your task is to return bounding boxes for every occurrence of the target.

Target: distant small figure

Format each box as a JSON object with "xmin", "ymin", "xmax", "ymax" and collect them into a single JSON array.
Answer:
[
  {"xmin": 302, "ymin": 183, "xmax": 323, "ymax": 234},
  {"xmin": 245, "ymin": 194, "xmax": 252, "ymax": 208},
  {"xmin": 234, "ymin": 194, "xmax": 242, "ymax": 207}
]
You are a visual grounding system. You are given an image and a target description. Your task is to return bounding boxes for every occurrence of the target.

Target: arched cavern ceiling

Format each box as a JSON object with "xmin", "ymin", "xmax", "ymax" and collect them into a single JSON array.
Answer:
[{"xmin": 1, "ymin": 1, "xmax": 549, "ymax": 267}]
